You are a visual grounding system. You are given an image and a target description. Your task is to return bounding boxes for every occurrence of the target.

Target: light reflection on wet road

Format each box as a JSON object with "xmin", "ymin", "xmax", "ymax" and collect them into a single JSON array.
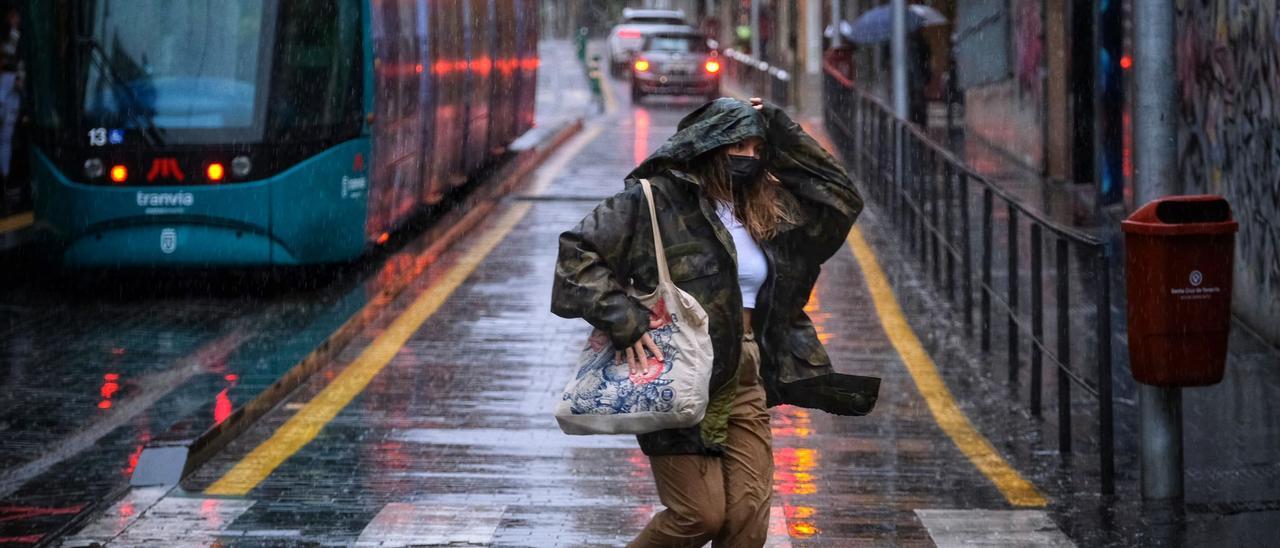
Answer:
[{"xmin": 153, "ymin": 59, "xmax": 1029, "ymax": 546}]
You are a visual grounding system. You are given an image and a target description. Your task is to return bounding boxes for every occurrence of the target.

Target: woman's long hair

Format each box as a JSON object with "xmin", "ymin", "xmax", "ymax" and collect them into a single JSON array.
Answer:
[{"xmin": 691, "ymin": 147, "xmax": 795, "ymax": 241}]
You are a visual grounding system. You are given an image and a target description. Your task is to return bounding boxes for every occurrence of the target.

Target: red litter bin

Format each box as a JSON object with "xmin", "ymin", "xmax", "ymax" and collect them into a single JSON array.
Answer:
[{"xmin": 1122, "ymin": 195, "xmax": 1238, "ymax": 386}]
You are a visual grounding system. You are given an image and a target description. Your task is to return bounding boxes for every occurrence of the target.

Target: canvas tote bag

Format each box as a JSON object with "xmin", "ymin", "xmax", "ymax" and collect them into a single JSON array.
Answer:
[{"xmin": 555, "ymin": 179, "xmax": 714, "ymax": 435}]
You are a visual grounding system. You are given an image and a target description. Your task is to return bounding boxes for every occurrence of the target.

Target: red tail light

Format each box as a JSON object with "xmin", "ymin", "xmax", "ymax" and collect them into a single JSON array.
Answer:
[
  {"xmin": 705, "ymin": 60, "xmax": 721, "ymax": 74},
  {"xmin": 618, "ymin": 29, "xmax": 642, "ymax": 39},
  {"xmin": 634, "ymin": 59, "xmax": 651, "ymax": 72}
]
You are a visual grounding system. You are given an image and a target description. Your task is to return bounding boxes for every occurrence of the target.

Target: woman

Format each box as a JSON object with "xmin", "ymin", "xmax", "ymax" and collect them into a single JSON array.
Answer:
[{"xmin": 552, "ymin": 98, "xmax": 879, "ymax": 547}]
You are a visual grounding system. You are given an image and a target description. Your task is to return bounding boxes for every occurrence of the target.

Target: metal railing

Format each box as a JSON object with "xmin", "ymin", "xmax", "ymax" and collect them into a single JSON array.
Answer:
[
  {"xmin": 719, "ymin": 48, "xmax": 791, "ymax": 107},
  {"xmin": 822, "ymin": 68, "xmax": 1116, "ymax": 495}
]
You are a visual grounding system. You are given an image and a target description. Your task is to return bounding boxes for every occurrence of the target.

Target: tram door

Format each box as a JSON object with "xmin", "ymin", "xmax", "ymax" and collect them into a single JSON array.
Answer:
[
  {"xmin": 371, "ymin": 0, "xmax": 427, "ymax": 233},
  {"xmin": 461, "ymin": 0, "xmax": 494, "ymax": 172},
  {"xmin": 488, "ymin": 0, "xmax": 516, "ymax": 152},
  {"xmin": 514, "ymin": 0, "xmax": 538, "ymax": 135},
  {"xmin": 413, "ymin": 1, "xmax": 440, "ymax": 204},
  {"xmin": 431, "ymin": 0, "xmax": 468, "ymax": 190}
]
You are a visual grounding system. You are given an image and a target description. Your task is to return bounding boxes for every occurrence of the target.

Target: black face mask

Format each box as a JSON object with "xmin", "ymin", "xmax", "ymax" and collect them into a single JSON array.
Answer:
[{"xmin": 727, "ymin": 154, "xmax": 762, "ymax": 186}]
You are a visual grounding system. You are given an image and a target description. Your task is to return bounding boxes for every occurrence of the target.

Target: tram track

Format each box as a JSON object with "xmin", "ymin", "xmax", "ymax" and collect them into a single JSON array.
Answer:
[{"xmin": 0, "ymin": 327, "xmax": 249, "ymax": 498}]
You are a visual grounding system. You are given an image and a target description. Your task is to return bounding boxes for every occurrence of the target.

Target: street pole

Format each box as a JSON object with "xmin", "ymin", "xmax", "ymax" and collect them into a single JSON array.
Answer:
[
  {"xmin": 778, "ymin": 0, "xmax": 793, "ymax": 69},
  {"xmin": 1133, "ymin": 0, "xmax": 1183, "ymax": 501},
  {"xmin": 1140, "ymin": 384, "xmax": 1183, "ymax": 499},
  {"xmin": 830, "ymin": 0, "xmax": 843, "ymax": 48},
  {"xmin": 750, "ymin": 0, "xmax": 761, "ymax": 58},
  {"xmin": 1134, "ymin": 0, "xmax": 1179, "ymax": 203},
  {"xmin": 890, "ymin": 0, "xmax": 907, "ymax": 119},
  {"xmin": 890, "ymin": 0, "xmax": 907, "ymax": 239},
  {"xmin": 804, "ymin": 0, "xmax": 821, "ymax": 75}
]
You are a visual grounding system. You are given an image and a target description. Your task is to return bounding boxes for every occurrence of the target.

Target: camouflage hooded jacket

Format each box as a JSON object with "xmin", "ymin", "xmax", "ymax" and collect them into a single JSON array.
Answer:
[{"xmin": 551, "ymin": 99, "xmax": 880, "ymax": 456}]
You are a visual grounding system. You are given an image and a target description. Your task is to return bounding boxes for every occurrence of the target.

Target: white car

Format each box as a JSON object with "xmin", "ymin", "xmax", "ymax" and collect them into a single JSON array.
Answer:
[{"xmin": 607, "ymin": 8, "xmax": 695, "ymax": 76}]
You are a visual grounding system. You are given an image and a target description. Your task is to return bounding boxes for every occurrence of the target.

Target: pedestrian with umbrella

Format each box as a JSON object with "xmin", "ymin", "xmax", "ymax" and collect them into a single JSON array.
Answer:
[{"xmin": 837, "ymin": 4, "xmax": 947, "ymax": 126}]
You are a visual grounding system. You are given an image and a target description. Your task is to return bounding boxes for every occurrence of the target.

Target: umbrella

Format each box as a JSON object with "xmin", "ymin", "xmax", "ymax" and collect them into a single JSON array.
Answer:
[{"xmin": 846, "ymin": 4, "xmax": 947, "ymax": 45}]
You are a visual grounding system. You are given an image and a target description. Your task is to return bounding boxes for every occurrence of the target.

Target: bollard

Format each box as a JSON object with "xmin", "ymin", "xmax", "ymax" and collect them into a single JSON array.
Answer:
[
  {"xmin": 586, "ymin": 55, "xmax": 603, "ymax": 111},
  {"xmin": 575, "ymin": 27, "xmax": 588, "ymax": 64}
]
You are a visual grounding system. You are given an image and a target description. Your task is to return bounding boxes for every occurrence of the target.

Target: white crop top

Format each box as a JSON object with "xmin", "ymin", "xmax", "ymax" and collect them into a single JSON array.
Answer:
[{"xmin": 715, "ymin": 202, "xmax": 769, "ymax": 309}]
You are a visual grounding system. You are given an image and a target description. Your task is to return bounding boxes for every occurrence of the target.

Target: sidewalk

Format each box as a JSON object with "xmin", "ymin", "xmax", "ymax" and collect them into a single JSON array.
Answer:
[
  {"xmin": 824, "ymin": 80, "xmax": 1280, "ymax": 544},
  {"xmin": 948, "ymin": 89, "xmax": 1280, "ymax": 545}
]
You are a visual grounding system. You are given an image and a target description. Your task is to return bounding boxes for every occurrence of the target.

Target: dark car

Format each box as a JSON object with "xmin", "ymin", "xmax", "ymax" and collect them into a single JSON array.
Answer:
[{"xmin": 630, "ymin": 32, "xmax": 720, "ymax": 103}]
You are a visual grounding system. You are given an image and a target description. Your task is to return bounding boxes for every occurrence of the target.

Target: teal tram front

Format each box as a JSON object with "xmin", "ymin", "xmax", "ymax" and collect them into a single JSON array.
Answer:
[{"xmin": 27, "ymin": 0, "xmax": 538, "ymax": 265}]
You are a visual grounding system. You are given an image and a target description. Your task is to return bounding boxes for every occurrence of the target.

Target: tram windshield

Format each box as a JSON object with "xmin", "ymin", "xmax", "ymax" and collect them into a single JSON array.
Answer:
[{"xmin": 29, "ymin": 0, "xmax": 363, "ymax": 146}]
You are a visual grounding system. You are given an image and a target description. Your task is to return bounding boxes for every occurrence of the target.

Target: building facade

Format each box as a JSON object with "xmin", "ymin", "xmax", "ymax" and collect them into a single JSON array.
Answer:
[{"xmin": 953, "ymin": 0, "xmax": 1280, "ymax": 346}]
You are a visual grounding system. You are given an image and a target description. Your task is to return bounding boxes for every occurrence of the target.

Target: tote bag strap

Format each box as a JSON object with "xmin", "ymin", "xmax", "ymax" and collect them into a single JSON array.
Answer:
[{"xmin": 638, "ymin": 179, "xmax": 673, "ymax": 288}]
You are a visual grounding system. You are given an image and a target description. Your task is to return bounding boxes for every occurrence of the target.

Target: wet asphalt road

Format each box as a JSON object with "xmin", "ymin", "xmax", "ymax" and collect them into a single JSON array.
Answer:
[
  {"xmin": 8, "ymin": 40, "xmax": 1280, "ymax": 547},
  {"xmin": 0, "ymin": 244, "xmax": 378, "ymax": 543}
]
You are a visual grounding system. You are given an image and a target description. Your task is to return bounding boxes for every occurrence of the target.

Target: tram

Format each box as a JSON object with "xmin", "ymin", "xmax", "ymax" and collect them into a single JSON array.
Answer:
[{"xmin": 26, "ymin": 0, "xmax": 538, "ymax": 265}]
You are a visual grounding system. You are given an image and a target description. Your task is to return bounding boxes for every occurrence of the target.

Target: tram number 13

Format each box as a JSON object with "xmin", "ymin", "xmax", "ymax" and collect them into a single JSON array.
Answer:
[{"xmin": 88, "ymin": 128, "xmax": 108, "ymax": 147}]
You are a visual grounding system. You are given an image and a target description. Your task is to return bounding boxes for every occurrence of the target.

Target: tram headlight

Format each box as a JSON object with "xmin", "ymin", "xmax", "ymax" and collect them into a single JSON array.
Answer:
[
  {"xmin": 84, "ymin": 158, "xmax": 104, "ymax": 179},
  {"xmin": 231, "ymin": 155, "xmax": 252, "ymax": 178},
  {"xmin": 109, "ymin": 165, "xmax": 129, "ymax": 184},
  {"xmin": 206, "ymin": 162, "xmax": 226, "ymax": 182}
]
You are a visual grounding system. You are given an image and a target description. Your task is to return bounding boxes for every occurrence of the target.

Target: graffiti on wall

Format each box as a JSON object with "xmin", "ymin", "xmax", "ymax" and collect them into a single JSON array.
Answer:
[
  {"xmin": 1176, "ymin": 0, "xmax": 1280, "ymax": 309},
  {"xmin": 1013, "ymin": 0, "xmax": 1044, "ymax": 107},
  {"xmin": 960, "ymin": 0, "xmax": 1046, "ymax": 170}
]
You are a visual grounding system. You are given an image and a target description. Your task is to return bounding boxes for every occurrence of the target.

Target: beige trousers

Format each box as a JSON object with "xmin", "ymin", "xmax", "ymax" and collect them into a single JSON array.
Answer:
[{"xmin": 630, "ymin": 333, "xmax": 773, "ymax": 548}]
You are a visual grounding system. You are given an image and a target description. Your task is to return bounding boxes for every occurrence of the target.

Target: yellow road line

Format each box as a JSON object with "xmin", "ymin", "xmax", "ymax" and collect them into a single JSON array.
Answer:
[
  {"xmin": 206, "ymin": 202, "xmax": 532, "ymax": 496},
  {"xmin": 0, "ymin": 211, "xmax": 33, "ymax": 234},
  {"xmin": 846, "ymin": 226, "xmax": 1048, "ymax": 507}
]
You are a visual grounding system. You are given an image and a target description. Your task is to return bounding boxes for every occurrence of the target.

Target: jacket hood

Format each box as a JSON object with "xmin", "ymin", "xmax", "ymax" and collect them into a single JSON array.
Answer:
[{"xmin": 626, "ymin": 98, "xmax": 767, "ymax": 184}]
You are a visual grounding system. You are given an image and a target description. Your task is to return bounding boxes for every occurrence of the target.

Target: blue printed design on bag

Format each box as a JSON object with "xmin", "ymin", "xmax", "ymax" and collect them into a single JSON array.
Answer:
[{"xmin": 565, "ymin": 310, "xmax": 683, "ymax": 416}]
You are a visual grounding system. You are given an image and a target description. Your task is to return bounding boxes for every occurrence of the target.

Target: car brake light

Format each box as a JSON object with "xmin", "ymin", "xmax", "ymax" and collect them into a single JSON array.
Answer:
[
  {"xmin": 705, "ymin": 60, "xmax": 721, "ymax": 74},
  {"xmin": 619, "ymin": 29, "xmax": 642, "ymax": 39},
  {"xmin": 634, "ymin": 59, "xmax": 650, "ymax": 72}
]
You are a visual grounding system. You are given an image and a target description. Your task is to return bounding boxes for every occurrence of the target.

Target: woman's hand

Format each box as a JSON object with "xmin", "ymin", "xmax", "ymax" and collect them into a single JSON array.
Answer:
[{"xmin": 616, "ymin": 333, "xmax": 664, "ymax": 376}]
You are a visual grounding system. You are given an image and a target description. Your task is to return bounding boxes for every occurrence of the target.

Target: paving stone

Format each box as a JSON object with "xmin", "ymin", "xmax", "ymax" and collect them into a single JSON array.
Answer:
[
  {"xmin": 355, "ymin": 503, "xmax": 505, "ymax": 546},
  {"xmin": 60, "ymin": 486, "xmax": 169, "ymax": 547},
  {"xmin": 67, "ymin": 496, "xmax": 254, "ymax": 547},
  {"xmin": 914, "ymin": 509, "xmax": 1075, "ymax": 547}
]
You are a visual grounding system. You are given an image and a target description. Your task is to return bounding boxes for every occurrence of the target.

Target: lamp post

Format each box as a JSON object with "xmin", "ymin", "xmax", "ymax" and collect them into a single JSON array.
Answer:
[{"xmin": 1133, "ymin": 0, "xmax": 1183, "ymax": 502}]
